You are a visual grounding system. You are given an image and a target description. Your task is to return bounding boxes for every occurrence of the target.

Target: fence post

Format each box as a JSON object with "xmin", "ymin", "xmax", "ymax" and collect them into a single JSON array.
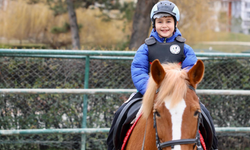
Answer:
[{"xmin": 81, "ymin": 56, "xmax": 90, "ymax": 150}]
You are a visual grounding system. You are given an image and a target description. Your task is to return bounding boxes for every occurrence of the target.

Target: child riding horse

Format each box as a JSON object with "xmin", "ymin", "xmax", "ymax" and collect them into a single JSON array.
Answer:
[{"xmin": 125, "ymin": 59, "xmax": 205, "ymax": 150}]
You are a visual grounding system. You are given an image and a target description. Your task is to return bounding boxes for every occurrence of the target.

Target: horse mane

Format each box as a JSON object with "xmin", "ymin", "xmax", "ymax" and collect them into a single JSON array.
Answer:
[{"xmin": 142, "ymin": 63, "xmax": 189, "ymax": 119}]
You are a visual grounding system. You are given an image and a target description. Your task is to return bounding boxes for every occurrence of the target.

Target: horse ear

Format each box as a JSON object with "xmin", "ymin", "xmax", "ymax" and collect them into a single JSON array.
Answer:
[
  {"xmin": 151, "ymin": 59, "xmax": 166, "ymax": 85},
  {"xmin": 187, "ymin": 60, "xmax": 205, "ymax": 88}
]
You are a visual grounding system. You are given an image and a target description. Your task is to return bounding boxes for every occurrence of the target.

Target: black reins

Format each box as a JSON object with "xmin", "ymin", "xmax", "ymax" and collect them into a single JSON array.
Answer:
[{"xmin": 153, "ymin": 85, "xmax": 203, "ymax": 150}]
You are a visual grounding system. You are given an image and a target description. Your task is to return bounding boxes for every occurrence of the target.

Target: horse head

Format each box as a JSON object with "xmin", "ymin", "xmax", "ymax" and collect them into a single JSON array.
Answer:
[{"xmin": 142, "ymin": 59, "xmax": 205, "ymax": 150}]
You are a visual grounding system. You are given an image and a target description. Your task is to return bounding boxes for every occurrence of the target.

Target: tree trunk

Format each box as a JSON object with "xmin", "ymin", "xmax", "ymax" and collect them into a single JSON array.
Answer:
[
  {"xmin": 129, "ymin": 0, "xmax": 158, "ymax": 50},
  {"xmin": 66, "ymin": 0, "xmax": 80, "ymax": 50}
]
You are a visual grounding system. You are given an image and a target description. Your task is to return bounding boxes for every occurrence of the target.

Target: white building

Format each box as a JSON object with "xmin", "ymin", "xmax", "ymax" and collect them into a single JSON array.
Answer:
[
  {"xmin": 240, "ymin": 0, "xmax": 250, "ymax": 34},
  {"xmin": 211, "ymin": 0, "xmax": 250, "ymax": 34}
]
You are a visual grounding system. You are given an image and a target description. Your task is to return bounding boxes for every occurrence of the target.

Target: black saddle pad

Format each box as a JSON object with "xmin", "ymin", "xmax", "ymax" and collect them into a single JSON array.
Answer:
[
  {"xmin": 199, "ymin": 103, "xmax": 214, "ymax": 150},
  {"xmin": 113, "ymin": 98, "xmax": 142, "ymax": 150}
]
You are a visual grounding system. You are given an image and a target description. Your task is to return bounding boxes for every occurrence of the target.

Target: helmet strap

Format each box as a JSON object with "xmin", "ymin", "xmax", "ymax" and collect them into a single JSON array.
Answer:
[
  {"xmin": 174, "ymin": 18, "xmax": 177, "ymax": 32},
  {"xmin": 152, "ymin": 20, "xmax": 155, "ymax": 28}
]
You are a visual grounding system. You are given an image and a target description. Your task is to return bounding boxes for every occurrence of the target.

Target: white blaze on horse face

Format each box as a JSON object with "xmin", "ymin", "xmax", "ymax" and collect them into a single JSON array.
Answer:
[{"xmin": 165, "ymin": 98, "xmax": 186, "ymax": 150}]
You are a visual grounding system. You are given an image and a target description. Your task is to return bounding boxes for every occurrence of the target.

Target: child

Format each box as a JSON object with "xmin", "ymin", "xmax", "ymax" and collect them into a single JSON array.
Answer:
[{"xmin": 107, "ymin": 1, "xmax": 218, "ymax": 150}]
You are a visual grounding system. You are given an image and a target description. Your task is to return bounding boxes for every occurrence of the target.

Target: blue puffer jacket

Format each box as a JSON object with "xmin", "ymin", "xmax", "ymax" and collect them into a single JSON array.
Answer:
[{"xmin": 131, "ymin": 28, "xmax": 197, "ymax": 95}]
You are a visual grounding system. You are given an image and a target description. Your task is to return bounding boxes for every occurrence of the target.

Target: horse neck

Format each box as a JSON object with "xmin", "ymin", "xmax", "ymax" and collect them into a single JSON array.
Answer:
[{"xmin": 125, "ymin": 112, "xmax": 158, "ymax": 150}]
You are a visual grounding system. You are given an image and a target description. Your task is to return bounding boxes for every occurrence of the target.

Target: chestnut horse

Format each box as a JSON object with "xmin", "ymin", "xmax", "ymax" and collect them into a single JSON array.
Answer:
[{"xmin": 125, "ymin": 59, "xmax": 205, "ymax": 150}]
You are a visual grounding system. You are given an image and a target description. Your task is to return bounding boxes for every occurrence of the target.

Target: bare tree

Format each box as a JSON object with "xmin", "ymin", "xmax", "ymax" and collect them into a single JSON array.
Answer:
[
  {"xmin": 129, "ymin": 0, "xmax": 158, "ymax": 50},
  {"xmin": 66, "ymin": 0, "xmax": 80, "ymax": 49}
]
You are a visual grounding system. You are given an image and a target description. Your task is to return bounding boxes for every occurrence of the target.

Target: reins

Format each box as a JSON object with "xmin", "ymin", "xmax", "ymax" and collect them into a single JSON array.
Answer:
[
  {"xmin": 153, "ymin": 111, "xmax": 202, "ymax": 150},
  {"xmin": 141, "ymin": 118, "xmax": 148, "ymax": 150}
]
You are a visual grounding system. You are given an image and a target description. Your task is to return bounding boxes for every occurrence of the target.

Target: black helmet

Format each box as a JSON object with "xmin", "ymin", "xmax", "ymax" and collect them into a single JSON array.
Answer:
[{"xmin": 150, "ymin": 1, "xmax": 180, "ymax": 28}]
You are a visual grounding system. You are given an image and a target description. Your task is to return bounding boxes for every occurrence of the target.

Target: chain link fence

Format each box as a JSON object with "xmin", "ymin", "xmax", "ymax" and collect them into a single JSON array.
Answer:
[{"xmin": 0, "ymin": 51, "xmax": 250, "ymax": 149}]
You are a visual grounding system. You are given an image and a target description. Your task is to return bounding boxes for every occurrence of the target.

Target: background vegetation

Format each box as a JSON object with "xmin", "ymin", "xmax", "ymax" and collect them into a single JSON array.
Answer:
[
  {"xmin": 0, "ymin": 0, "xmax": 250, "ymax": 149},
  {"xmin": 0, "ymin": 0, "xmax": 132, "ymax": 49},
  {"xmin": 0, "ymin": 0, "xmax": 249, "ymax": 51}
]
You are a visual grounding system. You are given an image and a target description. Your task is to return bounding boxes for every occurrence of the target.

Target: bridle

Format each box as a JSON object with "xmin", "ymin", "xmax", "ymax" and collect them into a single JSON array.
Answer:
[{"xmin": 153, "ymin": 85, "xmax": 203, "ymax": 150}]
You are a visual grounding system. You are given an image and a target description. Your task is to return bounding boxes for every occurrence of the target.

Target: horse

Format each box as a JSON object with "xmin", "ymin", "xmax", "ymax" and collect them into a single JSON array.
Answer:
[{"xmin": 125, "ymin": 59, "xmax": 205, "ymax": 150}]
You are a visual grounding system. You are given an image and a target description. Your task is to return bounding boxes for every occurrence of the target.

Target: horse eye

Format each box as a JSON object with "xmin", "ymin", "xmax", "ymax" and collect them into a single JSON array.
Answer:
[
  {"xmin": 194, "ymin": 110, "xmax": 200, "ymax": 117},
  {"xmin": 155, "ymin": 111, "xmax": 161, "ymax": 117}
]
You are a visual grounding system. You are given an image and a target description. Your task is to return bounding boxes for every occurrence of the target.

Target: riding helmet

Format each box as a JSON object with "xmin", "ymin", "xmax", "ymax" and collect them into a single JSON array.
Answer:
[{"xmin": 150, "ymin": 1, "xmax": 180, "ymax": 28}]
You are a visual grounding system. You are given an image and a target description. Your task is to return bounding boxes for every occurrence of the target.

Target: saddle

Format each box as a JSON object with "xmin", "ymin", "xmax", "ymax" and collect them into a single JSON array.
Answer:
[
  {"xmin": 199, "ymin": 102, "xmax": 214, "ymax": 150},
  {"xmin": 113, "ymin": 98, "xmax": 142, "ymax": 150},
  {"xmin": 112, "ymin": 99, "xmax": 214, "ymax": 150}
]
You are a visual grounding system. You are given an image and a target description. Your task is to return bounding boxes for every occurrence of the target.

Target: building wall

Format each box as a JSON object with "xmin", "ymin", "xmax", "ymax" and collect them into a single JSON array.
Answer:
[
  {"xmin": 231, "ymin": 1, "xmax": 242, "ymax": 33},
  {"xmin": 241, "ymin": 0, "xmax": 250, "ymax": 34},
  {"xmin": 232, "ymin": 1, "xmax": 241, "ymax": 17}
]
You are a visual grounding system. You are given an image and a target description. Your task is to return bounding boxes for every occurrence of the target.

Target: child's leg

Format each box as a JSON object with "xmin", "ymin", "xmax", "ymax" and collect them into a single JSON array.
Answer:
[
  {"xmin": 107, "ymin": 102, "xmax": 127, "ymax": 150},
  {"xmin": 200, "ymin": 102, "xmax": 218, "ymax": 150},
  {"xmin": 107, "ymin": 92, "xmax": 142, "ymax": 150}
]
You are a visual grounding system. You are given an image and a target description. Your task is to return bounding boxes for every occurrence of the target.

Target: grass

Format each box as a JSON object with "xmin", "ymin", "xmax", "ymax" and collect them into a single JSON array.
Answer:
[
  {"xmin": 0, "ymin": 44, "xmax": 47, "ymax": 49},
  {"xmin": 191, "ymin": 44, "xmax": 250, "ymax": 53},
  {"xmin": 212, "ymin": 32, "xmax": 250, "ymax": 42},
  {"xmin": 190, "ymin": 32, "xmax": 250, "ymax": 53}
]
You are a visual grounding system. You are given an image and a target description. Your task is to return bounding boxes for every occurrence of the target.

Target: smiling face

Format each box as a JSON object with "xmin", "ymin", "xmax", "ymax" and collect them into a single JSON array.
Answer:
[{"xmin": 155, "ymin": 16, "xmax": 177, "ymax": 38}]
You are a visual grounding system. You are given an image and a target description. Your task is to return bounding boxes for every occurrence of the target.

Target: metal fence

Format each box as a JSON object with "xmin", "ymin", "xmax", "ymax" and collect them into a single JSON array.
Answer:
[{"xmin": 0, "ymin": 49, "xmax": 250, "ymax": 150}]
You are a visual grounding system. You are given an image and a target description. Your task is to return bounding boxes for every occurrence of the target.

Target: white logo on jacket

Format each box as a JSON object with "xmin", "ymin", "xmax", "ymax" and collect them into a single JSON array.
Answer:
[{"xmin": 170, "ymin": 45, "xmax": 181, "ymax": 54}]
